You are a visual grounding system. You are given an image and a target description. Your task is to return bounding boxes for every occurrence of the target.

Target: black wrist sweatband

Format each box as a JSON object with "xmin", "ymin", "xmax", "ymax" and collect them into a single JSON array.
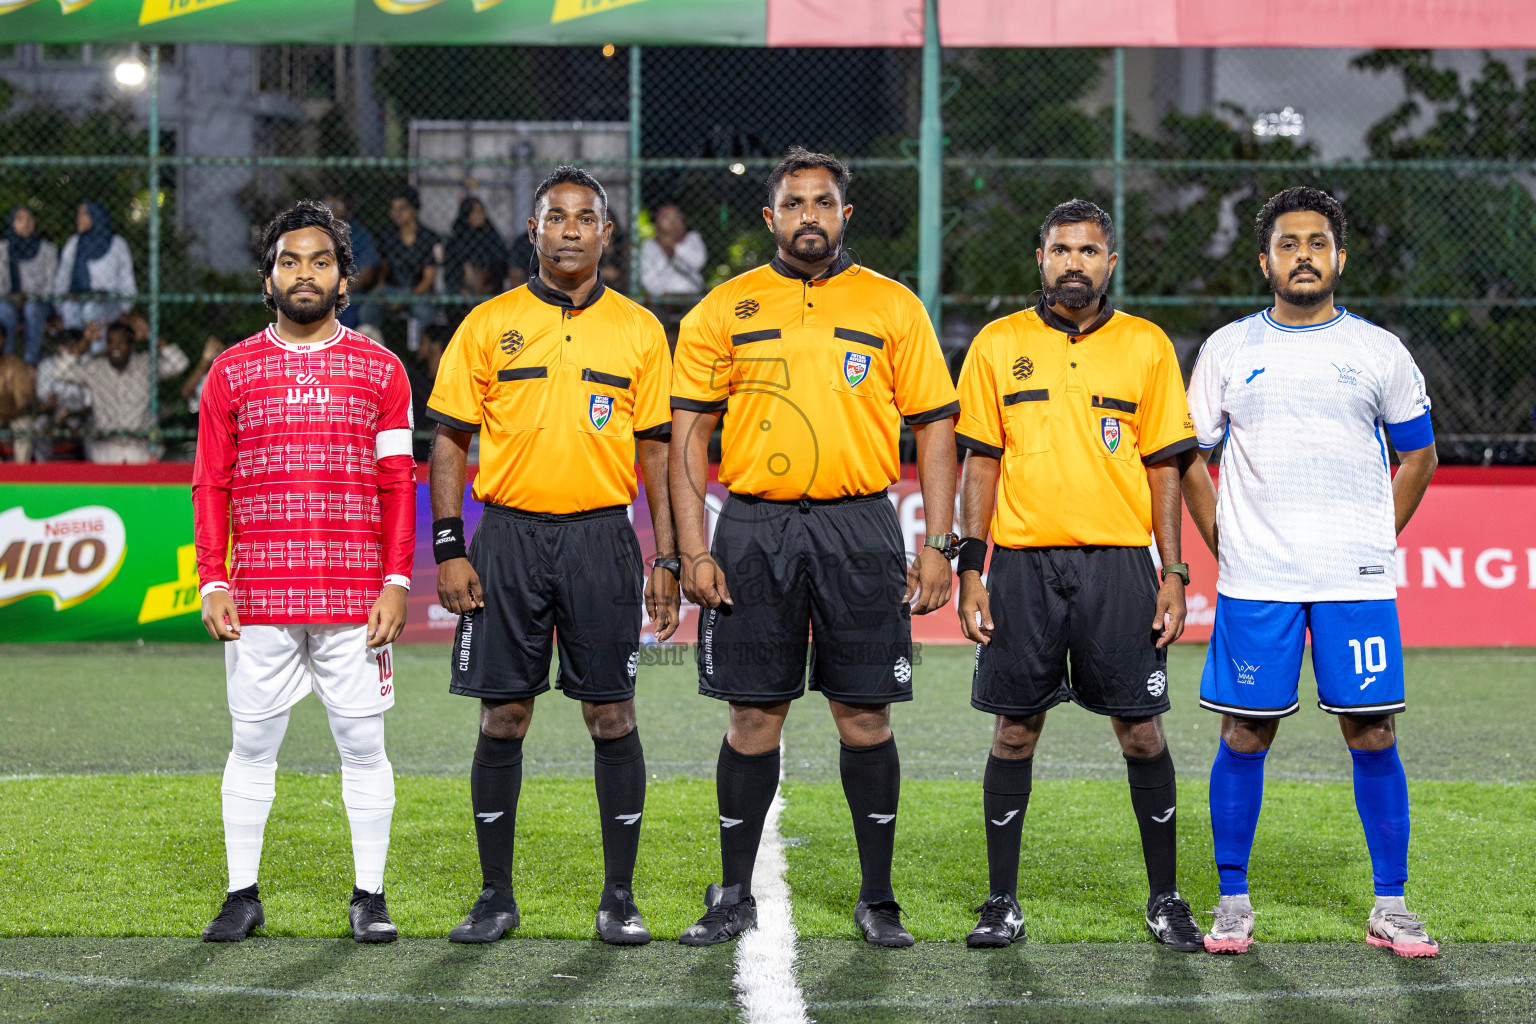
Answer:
[
  {"xmin": 432, "ymin": 517, "xmax": 467, "ymax": 564},
  {"xmin": 956, "ymin": 536, "xmax": 988, "ymax": 575}
]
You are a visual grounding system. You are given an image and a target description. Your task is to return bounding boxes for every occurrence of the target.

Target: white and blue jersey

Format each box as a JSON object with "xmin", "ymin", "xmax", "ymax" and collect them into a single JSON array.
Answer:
[
  {"xmin": 1188, "ymin": 307, "xmax": 1432, "ymax": 604},
  {"xmin": 1188, "ymin": 307, "xmax": 1432, "ymax": 716}
]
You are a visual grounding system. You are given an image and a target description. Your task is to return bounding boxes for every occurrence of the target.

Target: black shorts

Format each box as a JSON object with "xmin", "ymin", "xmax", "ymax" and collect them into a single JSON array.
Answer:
[
  {"xmin": 697, "ymin": 492, "xmax": 913, "ymax": 706},
  {"xmin": 450, "ymin": 503, "xmax": 642, "ymax": 704},
  {"xmin": 972, "ymin": 545, "xmax": 1170, "ymax": 719}
]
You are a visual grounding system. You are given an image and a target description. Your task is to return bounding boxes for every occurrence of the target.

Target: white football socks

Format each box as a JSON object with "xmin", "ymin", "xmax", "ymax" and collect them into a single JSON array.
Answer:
[
  {"xmin": 1374, "ymin": 894, "xmax": 1408, "ymax": 914},
  {"xmin": 329, "ymin": 710, "xmax": 395, "ymax": 895},
  {"xmin": 221, "ymin": 712, "xmax": 290, "ymax": 892}
]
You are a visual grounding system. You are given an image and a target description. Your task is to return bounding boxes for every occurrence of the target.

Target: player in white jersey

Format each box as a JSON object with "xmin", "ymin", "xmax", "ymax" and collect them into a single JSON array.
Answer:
[{"xmin": 1182, "ymin": 187, "xmax": 1439, "ymax": 958}]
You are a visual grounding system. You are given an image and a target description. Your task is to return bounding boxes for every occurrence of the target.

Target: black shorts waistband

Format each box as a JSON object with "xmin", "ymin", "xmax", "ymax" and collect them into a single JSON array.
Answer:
[
  {"xmin": 727, "ymin": 490, "xmax": 888, "ymax": 509},
  {"xmin": 484, "ymin": 503, "xmax": 629, "ymax": 523}
]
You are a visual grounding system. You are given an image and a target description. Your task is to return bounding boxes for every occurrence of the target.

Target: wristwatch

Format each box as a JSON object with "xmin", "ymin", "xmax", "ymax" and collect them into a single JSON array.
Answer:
[
  {"xmin": 924, "ymin": 532, "xmax": 961, "ymax": 560},
  {"xmin": 1160, "ymin": 562, "xmax": 1190, "ymax": 585},
  {"xmin": 651, "ymin": 556, "xmax": 681, "ymax": 580}
]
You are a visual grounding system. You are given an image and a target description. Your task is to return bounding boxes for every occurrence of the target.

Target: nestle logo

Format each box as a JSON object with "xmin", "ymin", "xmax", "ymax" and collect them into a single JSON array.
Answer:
[
  {"xmin": 734, "ymin": 299, "xmax": 760, "ymax": 320},
  {"xmin": 499, "ymin": 330, "xmax": 525, "ymax": 355}
]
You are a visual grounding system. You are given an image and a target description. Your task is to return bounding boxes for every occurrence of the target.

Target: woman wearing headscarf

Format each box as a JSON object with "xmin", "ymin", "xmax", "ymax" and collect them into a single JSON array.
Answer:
[
  {"xmin": 54, "ymin": 200, "xmax": 136, "ymax": 349},
  {"xmin": 0, "ymin": 205, "xmax": 59, "ymax": 365},
  {"xmin": 443, "ymin": 197, "xmax": 508, "ymax": 299}
]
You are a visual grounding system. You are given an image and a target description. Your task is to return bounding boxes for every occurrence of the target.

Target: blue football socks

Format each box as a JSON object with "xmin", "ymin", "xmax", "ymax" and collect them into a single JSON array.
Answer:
[
  {"xmin": 1349, "ymin": 742, "xmax": 1410, "ymax": 897},
  {"xmin": 1209, "ymin": 738, "xmax": 1268, "ymax": 896}
]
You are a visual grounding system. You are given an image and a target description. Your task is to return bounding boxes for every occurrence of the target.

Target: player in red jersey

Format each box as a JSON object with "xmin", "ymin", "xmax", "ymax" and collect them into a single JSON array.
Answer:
[{"xmin": 192, "ymin": 200, "xmax": 416, "ymax": 943}]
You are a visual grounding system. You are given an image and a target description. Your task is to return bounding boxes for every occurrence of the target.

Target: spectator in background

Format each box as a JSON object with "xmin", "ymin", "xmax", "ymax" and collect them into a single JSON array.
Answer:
[
  {"xmin": 379, "ymin": 185, "xmax": 439, "ymax": 349},
  {"xmin": 326, "ymin": 190, "xmax": 382, "ymax": 331},
  {"xmin": 55, "ymin": 201, "xmax": 136, "ymax": 348},
  {"xmin": 407, "ymin": 324, "xmax": 450, "ymax": 461},
  {"xmin": 32, "ymin": 328, "xmax": 92, "ymax": 462},
  {"xmin": 0, "ymin": 205, "xmax": 58, "ymax": 365},
  {"xmin": 55, "ymin": 319, "xmax": 188, "ymax": 464},
  {"xmin": 640, "ymin": 203, "xmax": 706, "ymax": 297},
  {"xmin": 0, "ymin": 353, "xmax": 35, "ymax": 462},
  {"xmin": 443, "ymin": 197, "xmax": 508, "ymax": 300},
  {"xmin": 182, "ymin": 334, "xmax": 229, "ymax": 415},
  {"xmin": 506, "ymin": 229, "xmax": 535, "ymax": 288}
]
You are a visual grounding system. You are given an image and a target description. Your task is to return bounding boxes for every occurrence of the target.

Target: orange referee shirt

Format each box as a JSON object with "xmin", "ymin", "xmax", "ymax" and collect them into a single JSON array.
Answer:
[
  {"xmin": 955, "ymin": 298, "xmax": 1196, "ymax": 548},
  {"xmin": 672, "ymin": 253, "xmax": 958, "ymax": 501},
  {"xmin": 427, "ymin": 276, "xmax": 672, "ymax": 514}
]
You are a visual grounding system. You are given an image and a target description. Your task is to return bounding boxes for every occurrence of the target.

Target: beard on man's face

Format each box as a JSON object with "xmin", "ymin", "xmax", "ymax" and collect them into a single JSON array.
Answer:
[
  {"xmin": 1042, "ymin": 267, "xmax": 1104, "ymax": 311},
  {"xmin": 777, "ymin": 221, "xmax": 841, "ymax": 261},
  {"xmin": 1268, "ymin": 258, "xmax": 1339, "ymax": 308},
  {"xmin": 274, "ymin": 280, "xmax": 340, "ymax": 324}
]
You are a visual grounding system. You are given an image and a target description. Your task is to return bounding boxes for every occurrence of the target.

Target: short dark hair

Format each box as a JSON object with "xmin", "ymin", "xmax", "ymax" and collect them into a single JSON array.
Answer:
[
  {"xmin": 532, "ymin": 165, "xmax": 609, "ymax": 220},
  {"xmin": 105, "ymin": 320, "xmax": 134, "ymax": 344},
  {"xmin": 1255, "ymin": 186, "xmax": 1346, "ymax": 253},
  {"xmin": 390, "ymin": 185, "xmax": 420, "ymax": 210},
  {"xmin": 1039, "ymin": 199, "xmax": 1115, "ymax": 252},
  {"xmin": 765, "ymin": 146, "xmax": 852, "ymax": 207},
  {"xmin": 257, "ymin": 198, "xmax": 355, "ymax": 313}
]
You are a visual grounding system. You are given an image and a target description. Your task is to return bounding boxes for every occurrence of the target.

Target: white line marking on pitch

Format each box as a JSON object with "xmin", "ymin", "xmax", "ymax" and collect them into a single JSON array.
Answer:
[{"xmin": 732, "ymin": 741, "xmax": 810, "ymax": 1024}]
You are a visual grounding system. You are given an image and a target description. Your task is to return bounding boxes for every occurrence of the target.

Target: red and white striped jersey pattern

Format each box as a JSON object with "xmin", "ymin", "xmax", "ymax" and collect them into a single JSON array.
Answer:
[{"xmin": 193, "ymin": 324, "xmax": 416, "ymax": 625}]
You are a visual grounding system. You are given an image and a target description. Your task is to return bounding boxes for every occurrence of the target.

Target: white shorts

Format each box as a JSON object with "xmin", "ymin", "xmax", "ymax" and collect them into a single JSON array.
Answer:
[{"xmin": 225, "ymin": 623, "xmax": 396, "ymax": 723}]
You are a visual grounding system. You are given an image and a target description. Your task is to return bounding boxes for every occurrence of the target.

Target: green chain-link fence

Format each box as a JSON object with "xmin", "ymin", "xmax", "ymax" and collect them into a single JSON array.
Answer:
[{"xmin": 0, "ymin": 43, "xmax": 1532, "ymax": 463}]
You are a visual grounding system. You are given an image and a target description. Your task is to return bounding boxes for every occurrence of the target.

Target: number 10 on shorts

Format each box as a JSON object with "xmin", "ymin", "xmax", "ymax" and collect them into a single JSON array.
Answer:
[
  {"xmin": 377, "ymin": 648, "xmax": 394, "ymax": 697},
  {"xmin": 1348, "ymin": 636, "xmax": 1388, "ymax": 676}
]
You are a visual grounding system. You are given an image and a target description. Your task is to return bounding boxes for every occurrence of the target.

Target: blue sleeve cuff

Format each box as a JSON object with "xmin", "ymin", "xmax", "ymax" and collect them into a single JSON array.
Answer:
[{"xmin": 1386, "ymin": 410, "xmax": 1434, "ymax": 452}]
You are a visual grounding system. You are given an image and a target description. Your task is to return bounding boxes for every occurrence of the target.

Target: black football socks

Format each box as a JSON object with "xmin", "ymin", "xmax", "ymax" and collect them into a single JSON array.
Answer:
[
  {"xmin": 1125, "ymin": 745, "xmax": 1180, "ymax": 899},
  {"xmin": 840, "ymin": 736, "xmax": 901, "ymax": 904},
  {"xmin": 470, "ymin": 731, "xmax": 523, "ymax": 906},
  {"xmin": 593, "ymin": 729, "xmax": 646, "ymax": 906},
  {"xmin": 983, "ymin": 753, "xmax": 1033, "ymax": 898},
  {"xmin": 716, "ymin": 737, "xmax": 780, "ymax": 897}
]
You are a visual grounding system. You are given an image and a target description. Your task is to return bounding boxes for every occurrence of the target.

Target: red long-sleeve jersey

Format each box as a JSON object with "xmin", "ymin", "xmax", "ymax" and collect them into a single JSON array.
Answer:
[{"xmin": 192, "ymin": 324, "xmax": 416, "ymax": 625}]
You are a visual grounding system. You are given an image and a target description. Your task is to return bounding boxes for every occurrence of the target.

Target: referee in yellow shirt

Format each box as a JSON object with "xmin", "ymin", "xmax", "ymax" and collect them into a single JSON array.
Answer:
[
  {"xmin": 953, "ymin": 200, "xmax": 1205, "ymax": 952},
  {"xmin": 671, "ymin": 148, "xmax": 960, "ymax": 948},
  {"xmin": 426, "ymin": 166, "xmax": 679, "ymax": 946}
]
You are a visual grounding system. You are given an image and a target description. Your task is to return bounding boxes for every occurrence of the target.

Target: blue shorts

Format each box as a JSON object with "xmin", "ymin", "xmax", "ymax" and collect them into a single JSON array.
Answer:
[{"xmin": 1199, "ymin": 596, "xmax": 1406, "ymax": 718}]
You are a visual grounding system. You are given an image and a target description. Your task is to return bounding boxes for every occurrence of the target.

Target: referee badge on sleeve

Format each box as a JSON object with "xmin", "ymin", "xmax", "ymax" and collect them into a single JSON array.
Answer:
[
  {"xmin": 844, "ymin": 351, "xmax": 870, "ymax": 388},
  {"xmin": 1100, "ymin": 416, "xmax": 1121, "ymax": 453},
  {"xmin": 589, "ymin": 394, "xmax": 613, "ymax": 430}
]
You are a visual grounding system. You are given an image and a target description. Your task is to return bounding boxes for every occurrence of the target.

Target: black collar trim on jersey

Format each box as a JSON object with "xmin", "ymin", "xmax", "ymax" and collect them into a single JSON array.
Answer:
[
  {"xmin": 1035, "ymin": 294, "xmax": 1115, "ymax": 337},
  {"xmin": 529, "ymin": 271, "xmax": 607, "ymax": 310},
  {"xmin": 770, "ymin": 250, "xmax": 854, "ymax": 282}
]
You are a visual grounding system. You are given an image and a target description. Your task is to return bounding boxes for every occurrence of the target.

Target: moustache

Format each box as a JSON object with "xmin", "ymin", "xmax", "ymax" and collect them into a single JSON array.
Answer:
[
  {"xmin": 794, "ymin": 227, "xmax": 829, "ymax": 242},
  {"xmin": 1290, "ymin": 264, "xmax": 1324, "ymax": 280},
  {"xmin": 1056, "ymin": 274, "xmax": 1092, "ymax": 286}
]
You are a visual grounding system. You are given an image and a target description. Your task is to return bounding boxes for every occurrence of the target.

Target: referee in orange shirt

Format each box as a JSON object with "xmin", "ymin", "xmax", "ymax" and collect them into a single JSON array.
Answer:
[
  {"xmin": 671, "ymin": 148, "xmax": 960, "ymax": 948},
  {"xmin": 953, "ymin": 200, "xmax": 1205, "ymax": 951},
  {"xmin": 426, "ymin": 166, "xmax": 679, "ymax": 946}
]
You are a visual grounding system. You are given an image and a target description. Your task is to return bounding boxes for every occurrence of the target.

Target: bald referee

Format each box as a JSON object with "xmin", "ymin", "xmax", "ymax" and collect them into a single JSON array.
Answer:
[
  {"xmin": 427, "ymin": 166, "xmax": 678, "ymax": 945},
  {"xmin": 671, "ymin": 147, "xmax": 960, "ymax": 948},
  {"xmin": 953, "ymin": 200, "xmax": 1204, "ymax": 951}
]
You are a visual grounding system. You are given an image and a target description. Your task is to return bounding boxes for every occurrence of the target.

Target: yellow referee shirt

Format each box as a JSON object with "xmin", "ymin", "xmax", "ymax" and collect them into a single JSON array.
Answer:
[
  {"xmin": 427, "ymin": 277, "xmax": 672, "ymax": 514},
  {"xmin": 672, "ymin": 253, "xmax": 958, "ymax": 500},
  {"xmin": 955, "ymin": 298, "xmax": 1196, "ymax": 548}
]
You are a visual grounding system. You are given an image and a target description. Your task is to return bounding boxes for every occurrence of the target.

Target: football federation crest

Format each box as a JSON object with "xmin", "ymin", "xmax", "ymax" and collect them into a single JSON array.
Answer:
[
  {"xmin": 498, "ymin": 329, "xmax": 525, "ymax": 355},
  {"xmin": 1012, "ymin": 355, "xmax": 1034, "ymax": 380},
  {"xmin": 844, "ymin": 351, "xmax": 870, "ymax": 388},
  {"xmin": 1100, "ymin": 416, "xmax": 1121, "ymax": 453},
  {"xmin": 589, "ymin": 394, "xmax": 613, "ymax": 430},
  {"xmin": 734, "ymin": 298, "xmax": 760, "ymax": 319}
]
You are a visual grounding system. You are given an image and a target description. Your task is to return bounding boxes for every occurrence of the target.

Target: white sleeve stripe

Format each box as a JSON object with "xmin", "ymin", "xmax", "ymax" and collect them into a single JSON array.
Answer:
[
  {"xmin": 199, "ymin": 581, "xmax": 230, "ymax": 598},
  {"xmin": 376, "ymin": 428, "xmax": 413, "ymax": 460},
  {"xmin": 383, "ymin": 574, "xmax": 411, "ymax": 591}
]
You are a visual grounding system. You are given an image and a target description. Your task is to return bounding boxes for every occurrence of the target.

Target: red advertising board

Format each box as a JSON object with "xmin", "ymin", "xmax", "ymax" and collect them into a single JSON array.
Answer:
[{"xmin": 399, "ymin": 465, "xmax": 1536, "ymax": 648}]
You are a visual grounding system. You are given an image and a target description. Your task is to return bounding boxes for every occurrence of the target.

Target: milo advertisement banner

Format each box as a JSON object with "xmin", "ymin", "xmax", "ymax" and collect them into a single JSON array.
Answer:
[{"xmin": 0, "ymin": 481, "xmax": 204, "ymax": 642}]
